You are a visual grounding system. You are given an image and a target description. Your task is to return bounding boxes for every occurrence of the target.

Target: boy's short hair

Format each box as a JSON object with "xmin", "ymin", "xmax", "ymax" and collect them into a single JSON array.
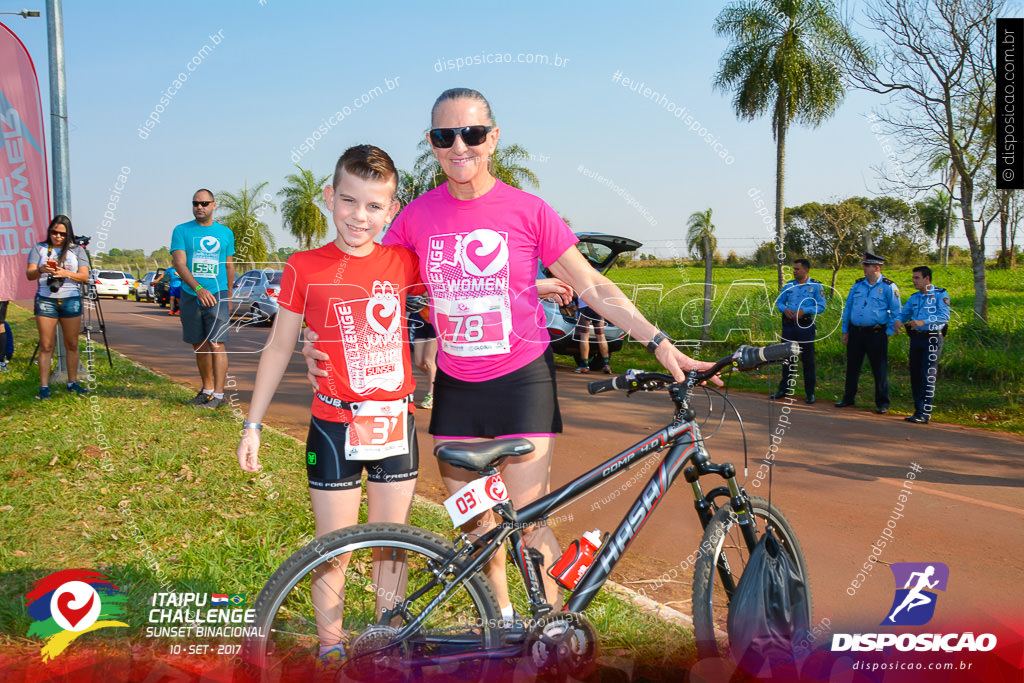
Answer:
[
  {"xmin": 912, "ymin": 265, "xmax": 932, "ymax": 279},
  {"xmin": 793, "ymin": 258, "xmax": 810, "ymax": 269},
  {"xmin": 332, "ymin": 145, "xmax": 398, "ymax": 194}
]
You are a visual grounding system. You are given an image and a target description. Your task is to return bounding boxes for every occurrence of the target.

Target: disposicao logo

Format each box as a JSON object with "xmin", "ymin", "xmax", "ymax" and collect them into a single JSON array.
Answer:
[
  {"xmin": 884, "ymin": 562, "xmax": 948, "ymax": 626},
  {"xmin": 832, "ymin": 561, "xmax": 997, "ymax": 653},
  {"xmin": 26, "ymin": 569, "xmax": 129, "ymax": 661}
]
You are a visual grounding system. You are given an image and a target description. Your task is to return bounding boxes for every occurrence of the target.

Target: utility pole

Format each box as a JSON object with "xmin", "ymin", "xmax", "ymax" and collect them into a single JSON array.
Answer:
[{"xmin": 46, "ymin": 0, "xmax": 76, "ymax": 383}]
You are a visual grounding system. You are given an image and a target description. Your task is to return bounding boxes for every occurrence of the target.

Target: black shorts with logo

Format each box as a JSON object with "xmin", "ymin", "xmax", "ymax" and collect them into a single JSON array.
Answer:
[{"xmin": 304, "ymin": 414, "xmax": 418, "ymax": 490}]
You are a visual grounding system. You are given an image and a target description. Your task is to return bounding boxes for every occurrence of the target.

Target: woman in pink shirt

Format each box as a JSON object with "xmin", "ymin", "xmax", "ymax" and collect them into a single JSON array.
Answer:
[{"xmin": 308, "ymin": 88, "xmax": 717, "ymax": 617}]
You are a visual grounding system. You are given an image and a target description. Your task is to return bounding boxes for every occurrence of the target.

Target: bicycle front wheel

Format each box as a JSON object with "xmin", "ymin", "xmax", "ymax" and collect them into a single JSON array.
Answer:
[
  {"xmin": 691, "ymin": 495, "xmax": 811, "ymax": 659},
  {"xmin": 242, "ymin": 522, "xmax": 502, "ymax": 681}
]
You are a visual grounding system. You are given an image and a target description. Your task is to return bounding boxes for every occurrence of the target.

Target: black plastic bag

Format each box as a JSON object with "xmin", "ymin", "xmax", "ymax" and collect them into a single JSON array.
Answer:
[{"xmin": 726, "ymin": 528, "xmax": 811, "ymax": 670}]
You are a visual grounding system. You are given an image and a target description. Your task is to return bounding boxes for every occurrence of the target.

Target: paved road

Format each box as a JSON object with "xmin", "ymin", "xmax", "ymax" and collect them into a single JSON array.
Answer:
[{"xmin": 85, "ymin": 297, "xmax": 1024, "ymax": 636}]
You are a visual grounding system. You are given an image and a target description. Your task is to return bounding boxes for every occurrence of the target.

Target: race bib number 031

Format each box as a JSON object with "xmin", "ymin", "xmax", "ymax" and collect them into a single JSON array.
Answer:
[
  {"xmin": 344, "ymin": 399, "xmax": 409, "ymax": 461},
  {"xmin": 444, "ymin": 473, "xmax": 510, "ymax": 527}
]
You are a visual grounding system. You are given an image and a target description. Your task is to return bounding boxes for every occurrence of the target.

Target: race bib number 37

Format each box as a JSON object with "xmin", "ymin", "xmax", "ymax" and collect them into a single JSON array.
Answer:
[
  {"xmin": 444, "ymin": 473, "xmax": 510, "ymax": 527},
  {"xmin": 344, "ymin": 399, "xmax": 409, "ymax": 461}
]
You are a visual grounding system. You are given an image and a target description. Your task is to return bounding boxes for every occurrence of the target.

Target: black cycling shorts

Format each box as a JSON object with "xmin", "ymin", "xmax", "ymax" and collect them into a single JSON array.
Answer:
[
  {"xmin": 305, "ymin": 414, "xmax": 418, "ymax": 491},
  {"xmin": 429, "ymin": 348, "xmax": 562, "ymax": 438}
]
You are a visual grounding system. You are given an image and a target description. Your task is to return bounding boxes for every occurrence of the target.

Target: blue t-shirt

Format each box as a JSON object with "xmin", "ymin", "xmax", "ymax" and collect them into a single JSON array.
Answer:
[
  {"xmin": 164, "ymin": 266, "xmax": 182, "ymax": 287},
  {"xmin": 169, "ymin": 220, "xmax": 235, "ymax": 295}
]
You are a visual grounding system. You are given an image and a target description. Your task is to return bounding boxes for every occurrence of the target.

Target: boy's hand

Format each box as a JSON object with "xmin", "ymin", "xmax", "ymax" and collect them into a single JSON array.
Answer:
[
  {"xmin": 237, "ymin": 430, "xmax": 262, "ymax": 472},
  {"xmin": 536, "ymin": 278, "xmax": 572, "ymax": 305},
  {"xmin": 302, "ymin": 328, "xmax": 329, "ymax": 389}
]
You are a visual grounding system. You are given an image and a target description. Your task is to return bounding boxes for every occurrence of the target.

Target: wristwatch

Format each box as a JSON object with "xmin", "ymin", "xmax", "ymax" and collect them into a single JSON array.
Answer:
[
  {"xmin": 242, "ymin": 422, "xmax": 263, "ymax": 431},
  {"xmin": 646, "ymin": 330, "xmax": 671, "ymax": 355}
]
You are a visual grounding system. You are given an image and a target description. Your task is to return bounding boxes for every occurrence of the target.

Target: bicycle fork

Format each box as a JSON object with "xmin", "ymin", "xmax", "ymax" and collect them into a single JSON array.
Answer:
[{"xmin": 684, "ymin": 425, "xmax": 760, "ymax": 598}]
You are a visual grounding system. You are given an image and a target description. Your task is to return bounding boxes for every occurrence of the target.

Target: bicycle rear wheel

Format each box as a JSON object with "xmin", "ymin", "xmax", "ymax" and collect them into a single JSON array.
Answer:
[
  {"xmin": 691, "ymin": 495, "xmax": 811, "ymax": 659},
  {"xmin": 242, "ymin": 522, "xmax": 502, "ymax": 682}
]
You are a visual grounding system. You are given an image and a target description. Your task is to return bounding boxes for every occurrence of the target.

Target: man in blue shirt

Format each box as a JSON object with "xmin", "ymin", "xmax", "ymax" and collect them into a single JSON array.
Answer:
[
  {"xmin": 836, "ymin": 252, "xmax": 903, "ymax": 413},
  {"xmin": 170, "ymin": 189, "xmax": 236, "ymax": 409},
  {"xmin": 899, "ymin": 266, "xmax": 951, "ymax": 424},
  {"xmin": 770, "ymin": 258, "xmax": 827, "ymax": 403}
]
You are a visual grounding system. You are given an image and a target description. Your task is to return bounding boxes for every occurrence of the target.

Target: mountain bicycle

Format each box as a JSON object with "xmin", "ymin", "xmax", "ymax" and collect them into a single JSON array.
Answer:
[{"xmin": 242, "ymin": 342, "xmax": 812, "ymax": 680}]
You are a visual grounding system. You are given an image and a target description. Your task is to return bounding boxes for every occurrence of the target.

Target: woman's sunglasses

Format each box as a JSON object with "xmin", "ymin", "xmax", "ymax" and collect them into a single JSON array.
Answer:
[{"xmin": 428, "ymin": 125, "xmax": 493, "ymax": 148}]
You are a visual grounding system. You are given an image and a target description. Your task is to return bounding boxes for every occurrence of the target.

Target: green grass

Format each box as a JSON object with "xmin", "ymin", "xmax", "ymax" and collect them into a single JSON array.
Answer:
[
  {"xmin": 0, "ymin": 303, "xmax": 691, "ymax": 669},
  {"xmin": 595, "ymin": 263, "xmax": 1024, "ymax": 432}
]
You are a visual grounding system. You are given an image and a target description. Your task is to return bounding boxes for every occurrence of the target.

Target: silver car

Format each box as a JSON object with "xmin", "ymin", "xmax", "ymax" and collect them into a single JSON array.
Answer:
[
  {"xmin": 231, "ymin": 269, "xmax": 283, "ymax": 325},
  {"xmin": 540, "ymin": 232, "xmax": 641, "ymax": 367}
]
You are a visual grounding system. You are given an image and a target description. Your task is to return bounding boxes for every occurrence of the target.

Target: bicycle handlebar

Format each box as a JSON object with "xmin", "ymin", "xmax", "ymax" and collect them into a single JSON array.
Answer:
[{"xmin": 587, "ymin": 342, "xmax": 800, "ymax": 395}]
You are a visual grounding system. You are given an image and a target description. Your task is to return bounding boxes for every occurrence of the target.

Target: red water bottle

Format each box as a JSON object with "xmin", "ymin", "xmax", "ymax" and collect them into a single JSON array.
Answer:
[{"xmin": 549, "ymin": 529, "xmax": 602, "ymax": 590}]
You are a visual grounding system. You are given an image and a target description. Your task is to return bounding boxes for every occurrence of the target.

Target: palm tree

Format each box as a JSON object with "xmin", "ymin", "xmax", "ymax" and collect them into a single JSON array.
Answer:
[
  {"xmin": 412, "ymin": 135, "xmax": 540, "ymax": 192},
  {"xmin": 396, "ymin": 169, "xmax": 431, "ymax": 212},
  {"xmin": 713, "ymin": 0, "xmax": 869, "ymax": 289},
  {"xmin": 217, "ymin": 181, "xmax": 277, "ymax": 272},
  {"xmin": 917, "ymin": 190, "xmax": 950, "ymax": 253},
  {"xmin": 278, "ymin": 166, "xmax": 329, "ymax": 250},
  {"xmin": 687, "ymin": 209, "xmax": 717, "ymax": 341}
]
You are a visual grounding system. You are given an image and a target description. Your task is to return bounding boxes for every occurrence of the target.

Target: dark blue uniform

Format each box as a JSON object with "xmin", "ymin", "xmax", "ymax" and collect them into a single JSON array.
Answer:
[
  {"xmin": 775, "ymin": 277, "xmax": 827, "ymax": 398},
  {"xmin": 839, "ymin": 276, "xmax": 902, "ymax": 410},
  {"xmin": 900, "ymin": 286, "xmax": 951, "ymax": 419}
]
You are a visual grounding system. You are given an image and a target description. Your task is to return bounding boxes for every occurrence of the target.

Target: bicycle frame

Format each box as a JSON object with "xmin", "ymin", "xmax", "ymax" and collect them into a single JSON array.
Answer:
[{"xmin": 417, "ymin": 386, "xmax": 761, "ymax": 627}]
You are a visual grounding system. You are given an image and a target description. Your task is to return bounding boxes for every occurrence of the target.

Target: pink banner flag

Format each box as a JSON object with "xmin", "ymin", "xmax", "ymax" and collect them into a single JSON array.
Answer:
[{"xmin": 0, "ymin": 21, "xmax": 50, "ymax": 301}]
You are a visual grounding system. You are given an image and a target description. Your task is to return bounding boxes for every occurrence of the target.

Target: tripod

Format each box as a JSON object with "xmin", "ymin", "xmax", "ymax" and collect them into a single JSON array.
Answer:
[{"xmin": 79, "ymin": 244, "xmax": 113, "ymax": 371}]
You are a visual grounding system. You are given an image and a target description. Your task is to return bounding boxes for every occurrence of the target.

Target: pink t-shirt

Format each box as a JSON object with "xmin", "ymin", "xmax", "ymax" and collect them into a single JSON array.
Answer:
[{"xmin": 383, "ymin": 181, "xmax": 578, "ymax": 382}]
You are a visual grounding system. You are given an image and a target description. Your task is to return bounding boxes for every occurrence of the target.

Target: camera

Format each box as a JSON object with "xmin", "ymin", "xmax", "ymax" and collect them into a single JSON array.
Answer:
[{"xmin": 73, "ymin": 235, "xmax": 91, "ymax": 247}]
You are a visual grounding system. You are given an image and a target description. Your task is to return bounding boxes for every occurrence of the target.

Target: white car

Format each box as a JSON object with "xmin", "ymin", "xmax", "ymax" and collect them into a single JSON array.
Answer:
[{"xmin": 93, "ymin": 270, "xmax": 132, "ymax": 299}]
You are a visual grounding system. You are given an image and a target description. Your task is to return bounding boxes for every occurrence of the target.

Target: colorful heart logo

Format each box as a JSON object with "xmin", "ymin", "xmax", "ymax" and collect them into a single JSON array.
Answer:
[
  {"xmin": 460, "ymin": 229, "xmax": 508, "ymax": 277},
  {"xmin": 50, "ymin": 581, "xmax": 101, "ymax": 632}
]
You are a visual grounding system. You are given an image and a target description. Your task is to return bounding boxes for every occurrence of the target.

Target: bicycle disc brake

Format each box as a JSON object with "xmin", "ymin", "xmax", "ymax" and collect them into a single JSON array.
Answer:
[{"xmin": 522, "ymin": 612, "xmax": 598, "ymax": 681}]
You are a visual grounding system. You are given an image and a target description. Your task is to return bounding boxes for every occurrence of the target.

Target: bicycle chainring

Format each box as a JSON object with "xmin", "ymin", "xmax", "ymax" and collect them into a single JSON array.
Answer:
[{"xmin": 522, "ymin": 612, "xmax": 598, "ymax": 681}]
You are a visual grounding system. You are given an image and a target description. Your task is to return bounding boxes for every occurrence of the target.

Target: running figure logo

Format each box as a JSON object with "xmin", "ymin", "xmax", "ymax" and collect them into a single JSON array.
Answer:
[{"xmin": 883, "ymin": 562, "xmax": 949, "ymax": 626}]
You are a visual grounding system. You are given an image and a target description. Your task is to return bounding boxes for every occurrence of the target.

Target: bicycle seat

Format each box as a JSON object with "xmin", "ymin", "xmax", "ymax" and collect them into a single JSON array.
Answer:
[{"xmin": 433, "ymin": 438, "xmax": 535, "ymax": 472}]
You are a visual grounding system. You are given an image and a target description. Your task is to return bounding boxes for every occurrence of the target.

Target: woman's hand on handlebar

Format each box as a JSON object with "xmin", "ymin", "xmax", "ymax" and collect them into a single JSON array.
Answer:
[
  {"xmin": 301, "ymin": 327, "xmax": 330, "ymax": 389},
  {"xmin": 655, "ymin": 341, "xmax": 723, "ymax": 386}
]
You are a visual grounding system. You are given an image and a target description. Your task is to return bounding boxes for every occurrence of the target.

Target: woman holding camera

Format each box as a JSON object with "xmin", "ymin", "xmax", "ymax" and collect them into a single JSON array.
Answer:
[{"xmin": 25, "ymin": 215, "xmax": 91, "ymax": 398}]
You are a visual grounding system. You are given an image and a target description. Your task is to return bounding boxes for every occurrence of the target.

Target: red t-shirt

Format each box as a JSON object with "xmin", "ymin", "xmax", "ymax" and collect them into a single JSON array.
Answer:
[{"xmin": 278, "ymin": 242, "xmax": 423, "ymax": 422}]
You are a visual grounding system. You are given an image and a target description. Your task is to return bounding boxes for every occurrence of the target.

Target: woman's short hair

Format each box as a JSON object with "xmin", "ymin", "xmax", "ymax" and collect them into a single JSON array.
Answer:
[{"xmin": 431, "ymin": 88, "xmax": 494, "ymax": 126}]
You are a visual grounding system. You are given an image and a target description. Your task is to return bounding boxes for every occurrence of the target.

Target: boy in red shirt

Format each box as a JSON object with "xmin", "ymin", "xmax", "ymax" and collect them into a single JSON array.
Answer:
[{"xmin": 236, "ymin": 145, "xmax": 421, "ymax": 664}]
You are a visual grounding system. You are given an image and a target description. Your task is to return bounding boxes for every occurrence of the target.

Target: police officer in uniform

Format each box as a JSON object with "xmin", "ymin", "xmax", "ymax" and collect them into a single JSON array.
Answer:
[
  {"xmin": 836, "ymin": 252, "xmax": 902, "ymax": 413},
  {"xmin": 771, "ymin": 258, "xmax": 826, "ymax": 403},
  {"xmin": 899, "ymin": 266, "xmax": 950, "ymax": 424}
]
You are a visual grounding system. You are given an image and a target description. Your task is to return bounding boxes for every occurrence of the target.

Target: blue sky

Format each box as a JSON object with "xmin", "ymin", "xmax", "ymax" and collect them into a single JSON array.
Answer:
[{"xmin": 3, "ymin": 0, "xmax": 988, "ymax": 258}]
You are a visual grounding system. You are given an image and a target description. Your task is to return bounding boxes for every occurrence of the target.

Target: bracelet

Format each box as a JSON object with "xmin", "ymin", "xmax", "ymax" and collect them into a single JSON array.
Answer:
[
  {"xmin": 243, "ymin": 422, "xmax": 263, "ymax": 431},
  {"xmin": 646, "ymin": 330, "xmax": 671, "ymax": 355},
  {"xmin": 195, "ymin": 284, "xmax": 205, "ymax": 291}
]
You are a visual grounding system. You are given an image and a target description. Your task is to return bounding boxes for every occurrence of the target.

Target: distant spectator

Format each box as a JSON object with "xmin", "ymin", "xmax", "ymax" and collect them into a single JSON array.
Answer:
[
  {"xmin": 771, "ymin": 259, "xmax": 826, "ymax": 404},
  {"xmin": 407, "ymin": 294, "xmax": 438, "ymax": 408},
  {"xmin": 25, "ymin": 216, "xmax": 91, "ymax": 398},
  {"xmin": 170, "ymin": 189, "xmax": 236, "ymax": 409},
  {"xmin": 0, "ymin": 302, "xmax": 9, "ymax": 371},
  {"xmin": 574, "ymin": 292, "xmax": 612, "ymax": 374}
]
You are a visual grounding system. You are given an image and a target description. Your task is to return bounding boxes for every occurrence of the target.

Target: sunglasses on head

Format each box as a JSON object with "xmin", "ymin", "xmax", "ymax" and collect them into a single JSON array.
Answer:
[
  {"xmin": 192, "ymin": 200, "xmax": 213, "ymax": 207},
  {"xmin": 429, "ymin": 125, "xmax": 493, "ymax": 148}
]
